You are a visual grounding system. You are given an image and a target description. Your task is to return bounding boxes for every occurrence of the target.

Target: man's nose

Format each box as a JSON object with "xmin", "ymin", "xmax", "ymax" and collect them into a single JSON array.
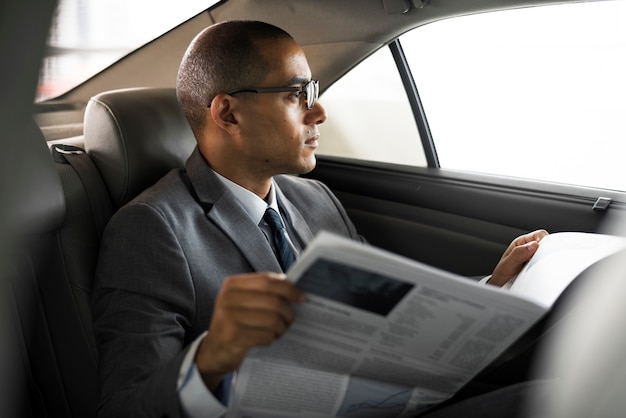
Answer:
[{"xmin": 308, "ymin": 100, "xmax": 327, "ymax": 125}]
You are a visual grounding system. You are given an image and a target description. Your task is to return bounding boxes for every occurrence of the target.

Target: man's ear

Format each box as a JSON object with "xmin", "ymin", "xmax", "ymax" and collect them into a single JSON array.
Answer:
[{"xmin": 209, "ymin": 94, "xmax": 240, "ymax": 134}]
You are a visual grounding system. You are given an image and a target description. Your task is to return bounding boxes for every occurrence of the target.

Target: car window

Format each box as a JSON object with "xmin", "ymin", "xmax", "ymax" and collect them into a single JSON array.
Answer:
[
  {"xmin": 318, "ymin": 47, "xmax": 426, "ymax": 166},
  {"xmin": 319, "ymin": 0, "xmax": 626, "ymax": 192},
  {"xmin": 402, "ymin": 0, "xmax": 626, "ymax": 191},
  {"xmin": 38, "ymin": 0, "xmax": 218, "ymax": 102}
]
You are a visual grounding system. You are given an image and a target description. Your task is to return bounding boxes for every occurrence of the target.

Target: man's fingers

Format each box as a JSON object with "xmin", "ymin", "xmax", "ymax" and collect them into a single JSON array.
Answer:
[
  {"xmin": 222, "ymin": 272, "xmax": 305, "ymax": 304},
  {"xmin": 219, "ymin": 290, "xmax": 297, "ymax": 328},
  {"xmin": 200, "ymin": 272, "xmax": 304, "ymax": 374},
  {"xmin": 502, "ymin": 229, "xmax": 548, "ymax": 258},
  {"xmin": 515, "ymin": 229, "xmax": 549, "ymax": 246},
  {"xmin": 529, "ymin": 229, "xmax": 549, "ymax": 243},
  {"xmin": 225, "ymin": 308, "xmax": 292, "ymax": 338},
  {"xmin": 489, "ymin": 231, "xmax": 547, "ymax": 287},
  {"xmin": 215, "ymin": 273, "xmax": 302, "ymax": 338},
  {"xmin": 510, "ymin": 240, "xmax": 539, "ymax": 263}
]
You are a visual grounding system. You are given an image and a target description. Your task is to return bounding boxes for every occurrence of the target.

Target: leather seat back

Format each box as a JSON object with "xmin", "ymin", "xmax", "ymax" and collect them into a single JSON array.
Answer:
[
  {"xmin": 83, "ymin": 87, "xmax": 196, "ymax": 209},
  {"xmin": 6, "ymin": 119, "xmax": 99, "ymax": 418},
  {"xmin": 4, "ymin": 87, "xmax": 196, "ymax": 418}
]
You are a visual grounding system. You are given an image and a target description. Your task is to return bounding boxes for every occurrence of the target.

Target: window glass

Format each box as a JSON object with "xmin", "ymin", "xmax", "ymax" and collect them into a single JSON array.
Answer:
[
  {"xmin": 38, "ymin": 0, "xmax": 217, "ymax": 101},
  {"xmin": 318, "ymin": 47, "xmax": 426, "ymax": 166},
  {"xmin": 402, "ymin": 0, "xmax": 626, "ymax": 190}
]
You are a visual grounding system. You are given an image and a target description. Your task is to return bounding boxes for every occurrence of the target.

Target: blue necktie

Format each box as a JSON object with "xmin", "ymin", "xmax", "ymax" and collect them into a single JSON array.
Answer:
[{"xmin": 263, "ymin": 207, "xmax": 296, "ymax": 271}]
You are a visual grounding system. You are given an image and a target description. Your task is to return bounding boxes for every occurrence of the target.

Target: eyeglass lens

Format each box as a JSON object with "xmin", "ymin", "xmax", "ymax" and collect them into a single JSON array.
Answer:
[{"xmin": 305, "ymin": 80, "xmax": 319, "ymax": 110}]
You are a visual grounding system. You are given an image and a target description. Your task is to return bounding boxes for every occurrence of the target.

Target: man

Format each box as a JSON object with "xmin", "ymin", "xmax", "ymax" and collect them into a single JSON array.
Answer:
[{"xmin": 92, "ymin": 20, "xmax": 547, "ymax": 417}]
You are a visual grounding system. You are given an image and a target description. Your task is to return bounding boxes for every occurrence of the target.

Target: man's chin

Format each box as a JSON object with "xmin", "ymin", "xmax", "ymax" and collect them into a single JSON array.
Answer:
[
  {"xmin": 300, "ymin": 155, "xmax": 317, "ymax": 174},
  {"xmin": 285, "ymin": 156, "xmax": 316, "ymax": 176}
]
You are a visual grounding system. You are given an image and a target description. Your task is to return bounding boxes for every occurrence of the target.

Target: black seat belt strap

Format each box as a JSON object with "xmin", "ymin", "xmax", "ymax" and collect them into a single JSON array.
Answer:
[{"xmin": 51, "ymin": 144, "xmax": 113, "ymax": 240}]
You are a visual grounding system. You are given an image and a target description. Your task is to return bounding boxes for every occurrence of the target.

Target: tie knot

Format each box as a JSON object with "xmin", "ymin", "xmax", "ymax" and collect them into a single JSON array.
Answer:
[{"xmin": 264, "ymin": 207, "xmax": 284, "ymax": 231}]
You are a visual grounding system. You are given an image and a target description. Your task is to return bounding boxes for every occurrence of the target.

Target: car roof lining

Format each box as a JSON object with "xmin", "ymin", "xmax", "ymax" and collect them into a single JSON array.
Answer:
[{"xmin": 45, "ymin": 0, "xmax": 593, "ymax": 122}]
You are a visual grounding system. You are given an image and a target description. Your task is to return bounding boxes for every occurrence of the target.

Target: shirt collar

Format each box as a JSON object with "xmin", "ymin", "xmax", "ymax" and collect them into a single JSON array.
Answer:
[{"xmin": 211, "ymin": 170, "xmax": 279, "ymax": 225}]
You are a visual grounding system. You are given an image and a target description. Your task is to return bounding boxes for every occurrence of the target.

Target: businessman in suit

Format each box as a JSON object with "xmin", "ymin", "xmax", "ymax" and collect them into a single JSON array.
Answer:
[{"xmin": 92, "ymin": 20, "xmax": 547, "ymax": 417}]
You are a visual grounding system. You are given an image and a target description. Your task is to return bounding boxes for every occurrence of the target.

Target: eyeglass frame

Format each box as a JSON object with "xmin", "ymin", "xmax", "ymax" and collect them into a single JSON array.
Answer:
[{"xmin": 207, "ymin": 79, "xmax": 319, "ymax": 110}]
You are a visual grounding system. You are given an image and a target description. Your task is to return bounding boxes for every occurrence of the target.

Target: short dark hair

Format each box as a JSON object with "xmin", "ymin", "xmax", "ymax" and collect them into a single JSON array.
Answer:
[{"xmin": 176, "ymin": 20, "xmax": 294, "ymax": 137}]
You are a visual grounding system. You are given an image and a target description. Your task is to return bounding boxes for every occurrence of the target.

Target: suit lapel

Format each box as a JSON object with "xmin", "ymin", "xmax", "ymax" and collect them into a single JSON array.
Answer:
[
  {"xmin": 209, "ymin": 198, "xmax": 282, "ymax": 273},
  {"xmin": 275, "ymin": 181, "xmax": 314, "ymax": 250},
  {"xmin": 185, "ymin": 149, "xmax": 282, "ymax": 273}
]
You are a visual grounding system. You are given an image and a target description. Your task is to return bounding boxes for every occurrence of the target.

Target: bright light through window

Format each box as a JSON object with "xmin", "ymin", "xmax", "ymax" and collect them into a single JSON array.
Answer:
[
  {"xmin": 38, "ymin": 0, "xmax": 218, "ymax": 101},
  {"xmin": 402, "ymin": 0, "xmax": 626, "ymax": 191}
]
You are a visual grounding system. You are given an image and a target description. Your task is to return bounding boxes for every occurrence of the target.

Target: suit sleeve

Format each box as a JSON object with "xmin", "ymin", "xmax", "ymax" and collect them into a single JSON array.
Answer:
[{"xmin": 93, "ymin": 202, "xmax": 200, "ymax": 418}]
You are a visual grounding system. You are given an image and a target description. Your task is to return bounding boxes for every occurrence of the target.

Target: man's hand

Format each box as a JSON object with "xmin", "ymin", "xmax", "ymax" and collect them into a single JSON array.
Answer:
[
  {"xmin": 488, "ymin": 229, "xmax": 549, "ymax": 287},
  {"xmin": 195, "ymin": 272, "xmax": 304, "ymax": 391}
]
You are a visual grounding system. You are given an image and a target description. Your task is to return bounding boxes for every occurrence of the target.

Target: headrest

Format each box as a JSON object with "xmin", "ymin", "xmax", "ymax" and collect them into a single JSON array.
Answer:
[
  {"xmin": 10, "ymin": 119, "xmax": 66, "ymax": 236},
  {"xmin": 83, "ymin": 87, "xmax": 196, "ymax": 209}
]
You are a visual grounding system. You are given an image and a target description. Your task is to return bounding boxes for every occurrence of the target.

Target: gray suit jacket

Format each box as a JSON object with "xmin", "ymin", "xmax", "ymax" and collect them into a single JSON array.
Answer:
[{"xmin": 92, "ymin": 148, "xmax": 362, "ymax": 417}]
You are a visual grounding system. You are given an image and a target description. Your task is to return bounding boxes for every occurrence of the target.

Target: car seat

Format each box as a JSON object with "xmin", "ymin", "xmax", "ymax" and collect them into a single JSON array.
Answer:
[
  {"xmin": 6, "ymin": 119, "xmax": 99, "ymax": 418},
  {"xmin": 82, "ymin": 87, "xmax": 196, "ymax": 210},
  {"xmin": 523, "ymin": 219, "xmax": 626, "ymax": 417},
  {"xmin": 4, "ymin": 87, "xmax": 196, "ymax": 418}
]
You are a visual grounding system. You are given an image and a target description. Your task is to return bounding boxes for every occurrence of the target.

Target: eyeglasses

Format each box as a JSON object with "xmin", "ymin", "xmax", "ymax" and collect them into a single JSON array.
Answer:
[{"xmin": 208, "ymin": 80, "xmax": 319, "ymax": 110}]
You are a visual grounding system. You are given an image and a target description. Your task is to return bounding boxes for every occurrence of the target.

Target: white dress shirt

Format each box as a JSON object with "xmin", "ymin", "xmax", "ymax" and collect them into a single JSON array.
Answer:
[{"xmin": 178, "ymin": 171, "xmax": 296, "ymax": 418}]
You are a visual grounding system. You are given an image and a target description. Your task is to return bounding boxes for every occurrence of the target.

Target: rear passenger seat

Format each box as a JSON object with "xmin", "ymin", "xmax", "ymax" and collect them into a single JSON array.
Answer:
[
  {"xmin": 9, "ymin": 87, "xmax": 195, "ymax": 417},
  {"xmin": 10, "ymin": 119, "xmax": 100, "ymax": 418},
  {"xmin": 82, "ymin": 87, "xmax": 196, "ymax": 210}
]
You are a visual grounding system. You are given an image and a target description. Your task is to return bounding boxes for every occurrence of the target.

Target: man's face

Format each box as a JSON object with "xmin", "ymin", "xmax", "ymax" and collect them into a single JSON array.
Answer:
[{"xmin": 236, "ymin": 38, "xmax": 327, "ymax": 177}]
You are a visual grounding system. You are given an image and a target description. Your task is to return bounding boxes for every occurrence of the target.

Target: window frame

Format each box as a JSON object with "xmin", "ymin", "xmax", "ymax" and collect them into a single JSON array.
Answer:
[
  {"xmin": 385, "ymin": 1, "xmax": 626, "ymax": 192},
  {"xmin": 388, "ymin": 40, "xmax": 440, "ymax": 168}
]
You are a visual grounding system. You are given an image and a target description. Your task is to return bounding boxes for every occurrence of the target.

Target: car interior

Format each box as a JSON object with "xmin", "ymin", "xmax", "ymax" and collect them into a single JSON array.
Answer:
[{"xmin": 3, "ymin": 0, "xmax": 626, "ymax": 417}]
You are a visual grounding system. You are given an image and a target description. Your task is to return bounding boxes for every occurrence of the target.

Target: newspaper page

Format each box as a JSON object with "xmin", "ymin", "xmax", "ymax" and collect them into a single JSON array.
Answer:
[
  {"xmin": 507, "ymin": 231, "xmax": 626, "ymax": 307},
  {"xmin": 226, "ymin": 231, "xmax": 551, "ymax": 418}
]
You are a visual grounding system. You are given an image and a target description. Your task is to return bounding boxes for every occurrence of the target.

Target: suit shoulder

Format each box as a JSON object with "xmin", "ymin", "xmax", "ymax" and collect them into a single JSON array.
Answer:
[
  {"xmin": 274, "ymin": 174, "xmax": 341, "ymax": 213},
  {"xmin": 275, "ymin": 174, "xmax": 330, "ymax": 196},
  {"xmin": 127, "ymin": 168, "xmax": 191, "ymax": 207},
  {"xmin": 112, "ymin": 168, "xmax": 200, "ymax": 226}
]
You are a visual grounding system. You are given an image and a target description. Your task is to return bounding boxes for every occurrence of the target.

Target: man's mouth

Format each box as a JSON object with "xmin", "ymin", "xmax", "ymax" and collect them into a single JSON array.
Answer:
[{"xmin": 305, "ymin": 134, "xmax": 319, "ymax": 148}]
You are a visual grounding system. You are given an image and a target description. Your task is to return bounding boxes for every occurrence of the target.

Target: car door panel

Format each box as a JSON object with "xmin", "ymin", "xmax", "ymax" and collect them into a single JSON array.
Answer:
[{"xmin": 307, "ymin": 157, "xmax": 626, "ymax": 277}]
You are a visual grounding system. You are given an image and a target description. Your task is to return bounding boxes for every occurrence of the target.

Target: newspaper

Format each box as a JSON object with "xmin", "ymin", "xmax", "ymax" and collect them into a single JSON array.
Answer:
[{"xmin": 225, "ymin": 231, "xmax": 626, "ymax": 418}]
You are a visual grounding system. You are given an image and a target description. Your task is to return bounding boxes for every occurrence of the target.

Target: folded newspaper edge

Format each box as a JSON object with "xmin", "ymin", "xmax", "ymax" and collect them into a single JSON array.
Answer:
[{"xmin": 226, "ymin": 230, "xmax": 626, "ymax": 418}]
